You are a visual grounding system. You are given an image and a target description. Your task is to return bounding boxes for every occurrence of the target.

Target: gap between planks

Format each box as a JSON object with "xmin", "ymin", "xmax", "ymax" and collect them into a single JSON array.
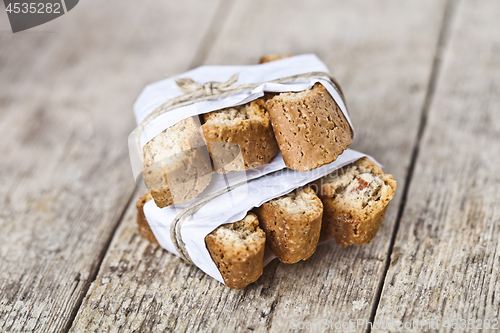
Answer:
[
  {"xmin": 365, "ymin": 0, "xmax": 461, "ymax": 331},
  {"xmin": 59, "ymin": 1, "xmax": 235, "ymax": 332}
]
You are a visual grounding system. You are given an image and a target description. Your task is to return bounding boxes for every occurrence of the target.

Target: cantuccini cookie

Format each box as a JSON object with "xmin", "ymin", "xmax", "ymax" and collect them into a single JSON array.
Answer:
[
  {"xmin": 313, "ymin": 157, "xmax": 396, "ymax": 247},
  {"xmin": 205, "ymin": 213, "xmax": 266, "ymax": 289},
  {"xmin": 259, "ymin": 54, "xmax": 294, "ymax": 64},
  {"xmin": 253, "ymin": 186, "xmax": 323, "ymax": 264},
  {"xmin": 201, "ymin": 99, "xmax": 280, "ymax": 173},
  {"xmin": 266, "ymin": 83, "xmax": 352, "ymax": 171},
  {"xmin": 142, "ymin": 117, "xmax": 212, "ymax": 208},
  {"xmin": 136, "ymin": 192, "xmax": 160, "ymax": 246}
]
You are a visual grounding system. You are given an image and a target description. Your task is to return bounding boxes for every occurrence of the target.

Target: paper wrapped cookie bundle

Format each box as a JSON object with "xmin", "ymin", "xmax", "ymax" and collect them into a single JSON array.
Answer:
[{"xmin": 129, "ymin": 55, "xmax": 397, "ymax": 289}]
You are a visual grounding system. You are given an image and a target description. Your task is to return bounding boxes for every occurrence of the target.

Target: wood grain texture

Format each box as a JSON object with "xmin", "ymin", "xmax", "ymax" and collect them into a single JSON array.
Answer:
[
  {"xmin": 374, "ymin": 0, "xmax": 500, "ymax": 330},
  {"xmin": 70, "ymin": 1, "xmax": 447, "ymax": 331},
  {"xmin": 0, "ymin": 1, "xmax": 222, "ymax": 332}
]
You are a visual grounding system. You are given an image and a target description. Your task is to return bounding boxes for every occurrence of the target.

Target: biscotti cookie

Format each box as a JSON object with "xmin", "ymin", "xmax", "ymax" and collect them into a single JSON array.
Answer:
[
  {"xmin": 313, "ymin": 157, "xmax": 397, "ymax": 247},
  {"xmin": 265, "ymin": 83, "xmax": 353, "ymax": 171},
  {"xmin": 259, "ymin": 54, "xmax": 293, "ymax": 64},
  {"xmin": 201, "ymin": 99, "xmax": 280, "ymax": 174},
  {"xmin": 253, "ymin": 186, "xmax": 323, "ymax": 264},
  {"xmin": 205, "ymin": 213, "xmax": 266, "ymax": 289},
  {"xmin": 136, "ymin": 192, "xmax": 160, "ymax": 246},
  {"xmin": 142, "ymin": 117, "xmax": 212, "ymax": 208},
  {"xmin": 136, "ymin": 193, "xmax": 266, "ymax": 289}
]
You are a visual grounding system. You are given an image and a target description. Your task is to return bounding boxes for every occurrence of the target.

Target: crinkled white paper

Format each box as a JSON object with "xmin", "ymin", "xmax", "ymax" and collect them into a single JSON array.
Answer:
[{"xmin": 144, "ymin": 149, "xmax": 380, "ymax": 285}]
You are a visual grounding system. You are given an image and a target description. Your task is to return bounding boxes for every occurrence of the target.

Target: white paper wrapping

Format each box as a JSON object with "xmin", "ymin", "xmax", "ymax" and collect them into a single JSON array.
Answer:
[{"xmin": 144, "ymin": 149, "xmax": 380, "ymax": 285}]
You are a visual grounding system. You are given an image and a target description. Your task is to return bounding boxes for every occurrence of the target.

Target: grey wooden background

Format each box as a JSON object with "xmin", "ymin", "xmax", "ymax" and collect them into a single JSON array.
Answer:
[{"xmin": 1, "ymin": 0, "xmax": 499, "ymax": 332}]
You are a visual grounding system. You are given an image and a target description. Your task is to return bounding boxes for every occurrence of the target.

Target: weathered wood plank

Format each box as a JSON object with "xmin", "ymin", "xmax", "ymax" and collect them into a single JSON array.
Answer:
[
  {"xmin": 71, "ymin": 0, "xmax": 447, "ymax": 331},
  {"xmin": 0, "ymin": 1, "xmax": 223, "ymax": 332},
  {"xmin": 374, "ymin": 0, "xmax": 500, "ymax": 330}
]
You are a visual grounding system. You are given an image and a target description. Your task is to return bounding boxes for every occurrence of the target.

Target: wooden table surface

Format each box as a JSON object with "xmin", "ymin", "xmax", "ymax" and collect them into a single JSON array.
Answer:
[{"xmin": 1, "ymin": 0, "xmax": 499, "ymax": 331}]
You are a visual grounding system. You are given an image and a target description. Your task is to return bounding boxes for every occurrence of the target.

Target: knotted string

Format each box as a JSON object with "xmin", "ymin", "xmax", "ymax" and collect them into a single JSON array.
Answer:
[{"xmin": 175, "ymin": 73, "xmax": 239, "ymax": 96}]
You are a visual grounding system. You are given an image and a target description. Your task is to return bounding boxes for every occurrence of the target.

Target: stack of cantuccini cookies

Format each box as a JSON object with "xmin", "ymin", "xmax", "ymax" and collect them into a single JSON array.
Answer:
[{"xmin": 135, "ymin": 55, "xmax": 397, "ymax": 289}]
